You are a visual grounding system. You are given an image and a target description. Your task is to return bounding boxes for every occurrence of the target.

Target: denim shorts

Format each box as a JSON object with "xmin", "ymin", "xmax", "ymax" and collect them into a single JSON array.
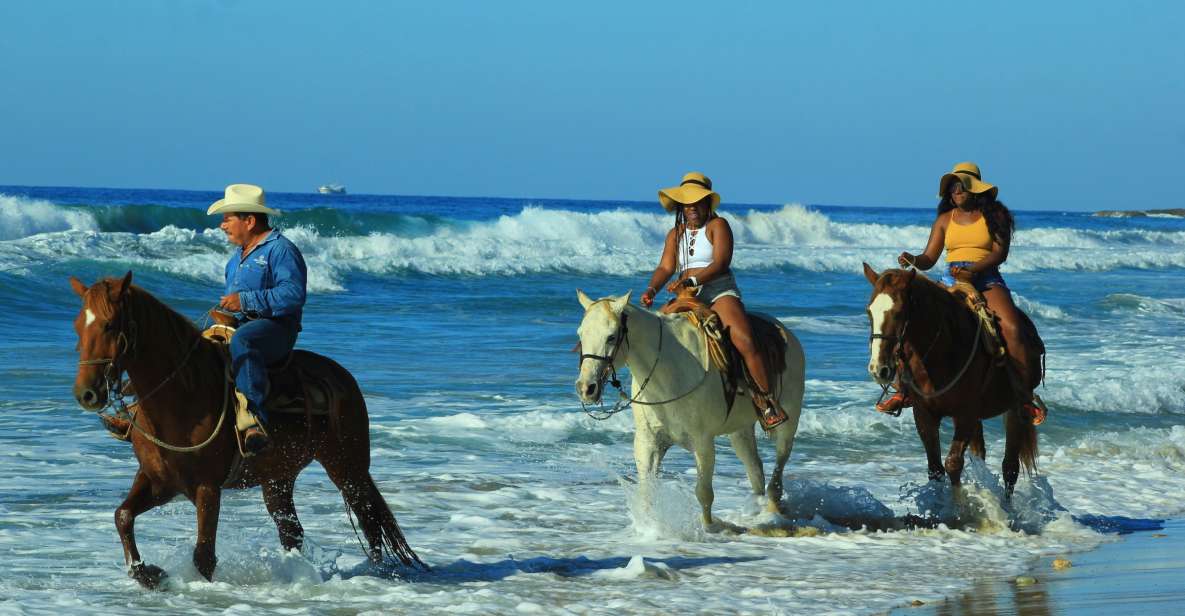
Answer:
[
  {"xmin": 698, "ymin": 272, "xmax": 742, "ymax": 304},
  {"xmin": 940, "ymin": 261, "xmax": 1008, "ymax": 292}
]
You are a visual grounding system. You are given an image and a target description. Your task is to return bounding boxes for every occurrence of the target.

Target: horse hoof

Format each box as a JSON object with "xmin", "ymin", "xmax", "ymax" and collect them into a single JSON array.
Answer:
[
  {"xmin": 706, "ymin": 517, "xmax": 746, "ymax": 535},
  {"xmin": 130, "ymin": 563, "xmax": 167, "ymax": 589}
]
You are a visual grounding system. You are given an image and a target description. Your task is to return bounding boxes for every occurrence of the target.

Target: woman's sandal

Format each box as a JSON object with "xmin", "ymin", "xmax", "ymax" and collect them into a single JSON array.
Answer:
[{"xmin": 876, "ymin": 391, "xmax": 913, "ymax": 414}]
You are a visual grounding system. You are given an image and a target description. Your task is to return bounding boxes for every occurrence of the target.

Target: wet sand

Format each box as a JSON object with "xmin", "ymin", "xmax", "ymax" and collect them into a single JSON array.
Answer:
[{"xmin": 890, "ymin": 519, "xmax": 1185, "ymax": 615}]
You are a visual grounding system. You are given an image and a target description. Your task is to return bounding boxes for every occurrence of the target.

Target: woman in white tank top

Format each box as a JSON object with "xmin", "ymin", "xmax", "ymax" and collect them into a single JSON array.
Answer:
[{"xmin": 640, "ymin": 172, "xmax": 788, "ymax": 431}]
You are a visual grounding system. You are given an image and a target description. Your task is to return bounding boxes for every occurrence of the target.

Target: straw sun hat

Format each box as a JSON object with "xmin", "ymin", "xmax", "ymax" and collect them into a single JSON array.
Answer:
[
  {"xmin": 658, "ymin": 172, "xmax": 721, "ymax": 212},
  {"xmin": 937, "ymin": 162, "xmax": 998, "ymax": 201},
  {"xmin": 207, "ymin": 183, "xmax": 281, "ymax": 217}
]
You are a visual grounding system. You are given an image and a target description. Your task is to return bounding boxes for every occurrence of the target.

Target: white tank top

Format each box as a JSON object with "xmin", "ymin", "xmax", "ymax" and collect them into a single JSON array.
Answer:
[{"xmin": 678, "ymin": 225, "xmax": 714, "ymax": 272}]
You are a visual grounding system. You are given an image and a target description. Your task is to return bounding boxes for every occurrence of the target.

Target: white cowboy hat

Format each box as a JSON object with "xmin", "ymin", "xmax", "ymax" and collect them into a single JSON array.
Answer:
[{"xmin": 207, "ymin": 183, "xmax": 281, "ymax": 216}]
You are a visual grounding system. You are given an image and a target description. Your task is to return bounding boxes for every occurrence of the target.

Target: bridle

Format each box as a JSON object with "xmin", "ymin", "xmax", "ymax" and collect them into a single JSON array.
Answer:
[
  {"xmin": 77, "ymin": 295, "xmax": 139, "ymax": 411},
  {"xmin": 869, "ymin": 278, "xmax": 984, "ymax": 414},
  {"xmin": 78, "ymin": 296, "xmax": 210, "ymax": 426},
  {"xmin": 578, "ymin": 303, "xmax": 710, "ymax": 420}
]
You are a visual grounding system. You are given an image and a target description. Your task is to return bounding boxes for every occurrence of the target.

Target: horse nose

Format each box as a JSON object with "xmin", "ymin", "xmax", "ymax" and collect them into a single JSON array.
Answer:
[
  {"xmin": 77, "ymin": 388, "xmax": 100, "ymax": 409},
  {"xmin": 583, "ymin": 382, "xmax": 599, "ymax": 399},
  {"xmin": 877, "ymin": 365, "xmax": 893, "ymax": 382}
]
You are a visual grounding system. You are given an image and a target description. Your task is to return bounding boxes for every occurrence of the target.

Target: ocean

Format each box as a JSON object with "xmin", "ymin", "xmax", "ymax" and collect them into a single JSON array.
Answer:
[{"xmin": 1, "ymin": 185, "xmax": 1182, "ymax": 615}]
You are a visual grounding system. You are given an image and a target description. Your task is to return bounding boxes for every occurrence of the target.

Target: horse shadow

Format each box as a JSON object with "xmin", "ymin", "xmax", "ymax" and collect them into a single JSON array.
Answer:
[{"xmin": 340, "ymin": 554, "xmax": 763, "ymax": 583}]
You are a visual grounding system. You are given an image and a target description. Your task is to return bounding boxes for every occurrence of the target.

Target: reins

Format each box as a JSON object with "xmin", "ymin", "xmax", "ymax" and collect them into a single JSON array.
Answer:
[
  {"xmin": 872, "ymin": 274, "xmax": 986, "ymax": 413},
  {"xmin": 579, "ymin": 305, "xmax": 712, "ymax": 420},
  {"xmin": 82, "ymin": 300, "xmax": 232, "ymax": 453}
]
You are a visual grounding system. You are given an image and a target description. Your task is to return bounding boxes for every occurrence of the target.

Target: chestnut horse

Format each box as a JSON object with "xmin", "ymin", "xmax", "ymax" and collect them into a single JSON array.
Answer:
[
  {"xmin": 70, "ymin": 272, "xmax": 424, "ymax": 588},
  {"xmin": 862, "ymin": 264, "xmax": 1039, "ymax": 498}
]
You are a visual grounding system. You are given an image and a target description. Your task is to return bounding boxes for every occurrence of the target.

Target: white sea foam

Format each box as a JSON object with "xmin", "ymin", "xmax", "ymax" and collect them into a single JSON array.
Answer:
[
  {"xmin": 6, "ymin": 203, "xmax": 1184, "ymax": 285},
  {"xmin": 1013, "ymin": 293, "xmax": 1068, "ymax": 321},
  {"xmin": 0, "ymin": 194, "xmax": 98, "ymax": 240},
  {"xmin": 1101, "ymin": 293, "xmax": 1185, "ymax": 318}
]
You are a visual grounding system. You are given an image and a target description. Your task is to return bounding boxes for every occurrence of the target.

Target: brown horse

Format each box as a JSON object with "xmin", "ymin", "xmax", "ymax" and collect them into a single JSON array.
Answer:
[
  {"xmin": 70, "ymin": 272, "xmax": 424, "ymax": 588},
  {"xmin": 862, "ymin": 264, "xmax": 1039, "ymax": 498}
]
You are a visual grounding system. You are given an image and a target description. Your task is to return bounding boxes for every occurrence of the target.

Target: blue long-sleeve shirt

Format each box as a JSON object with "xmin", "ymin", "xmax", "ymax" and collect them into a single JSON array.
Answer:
[{"xmin": 224, "ymin": 229, "xmax": 307, "ymax": 332}]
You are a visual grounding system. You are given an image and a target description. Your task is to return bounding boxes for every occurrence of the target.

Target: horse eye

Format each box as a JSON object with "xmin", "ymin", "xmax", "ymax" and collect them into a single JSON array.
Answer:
[{"xmin": 606, "ymin": 335, "xmax": 616, "ymax": 343}]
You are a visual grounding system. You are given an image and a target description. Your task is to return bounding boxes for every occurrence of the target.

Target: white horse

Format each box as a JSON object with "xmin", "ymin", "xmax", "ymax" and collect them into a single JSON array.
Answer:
[{"xmin": 574, "ymin": 290, "xmax": 805, "ymax": 529}]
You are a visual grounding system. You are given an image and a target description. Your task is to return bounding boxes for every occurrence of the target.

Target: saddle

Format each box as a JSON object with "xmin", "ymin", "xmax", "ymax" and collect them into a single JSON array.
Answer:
[
  {"xmin": 660, "ymin": 287, "xmax": 789, "ymax": 414},
  {"xmin": 945, "ymin": 278, "xmax": 1045, "ymax": 383},
  {"xmin": 201, "ymin": 325, "xmax": 341, "ymax": 418}
]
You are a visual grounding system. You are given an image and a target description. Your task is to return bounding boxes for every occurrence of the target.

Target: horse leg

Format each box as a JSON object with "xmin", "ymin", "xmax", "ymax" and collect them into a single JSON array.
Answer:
[
  {"xmin": 262, "ymin": 476, "xmax": 304, "ymax": 553},
  {"xmin": 691, "ymin": 437, "xmax": 718, "ymax": 529},
  {"xmin": 763, "ymin": 367, "xmax": 803, "ymax": 514},
  {"xmin": 969, "ymin": 421, "xmax": 987, "ymax": 461},
  {"xmin": 913, "ymin": 407, "xmax": 945, "ymax": 481},
  {"xmin": 115, "ymin": 471, "xmax": 174, "ymax": 589},
  {"xmin": 727, "ymin": 427, "xmax": 765, "ymax": 501},
  {"xmin": 320, "ymin": 455, "xmax": 424, "ymax": 568},
  {"xmin": 766, "ymin": 419, "xmax": 797, "ymax": 515},
  {"xmin": 320, "ymin": 454, "xmax": 383, "ymax": 561},
  {"xmin": 944, "ymin": 420, "xmax": 976, "ymax": 494},
  {"xmin": 1001, "ymin": 409, "xmax": 1040, "ymax": 500},
  {"xmin": 1002, "ymin": 415, "xmax": 1021, "ymax": 500},
  {"xmin": 192, "ymin": 484, "xmax": 221, "ymax": 581},
  {"xmin": 632, "ymin": 426, "xmax": 670, "ymax": 522}
]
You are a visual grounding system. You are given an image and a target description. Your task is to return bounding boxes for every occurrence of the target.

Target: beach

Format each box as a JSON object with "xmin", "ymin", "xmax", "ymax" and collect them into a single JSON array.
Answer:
[
  {"xmin": 1, "ymin": 185, "xmax": 1183, "ymax": 614},
  {"xmin": 895, "ymin": 519, "xmax": 1185, "ymax": 615}
]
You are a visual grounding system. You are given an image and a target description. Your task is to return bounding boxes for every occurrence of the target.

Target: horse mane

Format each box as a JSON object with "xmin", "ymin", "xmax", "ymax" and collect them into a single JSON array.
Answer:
[
  {"xmin": 91, "ymin": 277, "xmax": 215, "ymax": 392},
  {"xmin": 896, "ymin": 271, "xmax": 983, "ymax": 361}
]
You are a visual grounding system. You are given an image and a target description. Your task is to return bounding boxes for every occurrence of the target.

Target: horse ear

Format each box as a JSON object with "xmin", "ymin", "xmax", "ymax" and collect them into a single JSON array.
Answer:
[
  {"xmin": 609, "ymin": 291, "xmax": 631, "ymax": 313},
  {"xmin": 577, "ymin": 289, "xmax": 594, "ymax": 310},
  {"xmin": 862, "ymin": 262, "xmax": 879, "ymax": 285},
  {"xmin": 69, "ymin": 276, "xmax": 89, "ymax": 298},
  {"xmin": 907, "ymin": 268, "xmax": 917, "ymax": 283},
  {"xmin": 113, "ymin": 271, "xmax": 134, "ymax": 298}
]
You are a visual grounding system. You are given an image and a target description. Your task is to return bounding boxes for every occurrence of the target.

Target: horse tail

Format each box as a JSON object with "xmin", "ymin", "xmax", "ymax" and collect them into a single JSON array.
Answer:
[
  {"xmin": 361, "ymin": 474, "xmax": 428, "ymax": 570},
  {"xmin": 1006, "ymin": 407, "xmax": 1039, "ymax": 476}
]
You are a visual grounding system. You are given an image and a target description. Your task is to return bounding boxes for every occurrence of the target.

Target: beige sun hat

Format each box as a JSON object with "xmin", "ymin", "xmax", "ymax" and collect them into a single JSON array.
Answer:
[
  {"xmin": 937, "ymin": 162, "xmax": 998, "ymax": 201},
  {"xmin": 207, "ymin": 183, "xmax": 281, "ymax": 216},
  {"xmin": 658, "ymin": 172, "xmax": 721, "ymax": 212}
]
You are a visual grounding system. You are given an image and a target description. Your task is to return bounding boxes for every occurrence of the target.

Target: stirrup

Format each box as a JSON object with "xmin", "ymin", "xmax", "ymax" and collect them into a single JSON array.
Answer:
[
  {"xmin": 756, "ymin": 402, "xmax": 788, "ymax": 432},
  {"xmin": 242, "ymin": 424, "xmax": 271, "ymax": 455},
  {"xmin": 1025, "ymin": 395, "xmax": 1048, "ymax": 426},
  {"xmin": 876, "ymin": 391, "xmax": 912, "ymax": 415}
]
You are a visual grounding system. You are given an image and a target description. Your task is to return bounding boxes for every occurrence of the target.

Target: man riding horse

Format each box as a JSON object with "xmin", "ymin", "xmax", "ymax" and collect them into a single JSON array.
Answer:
[{"xmin": 207, "ymin": 183, "xmax": 308, "ymax": 453}]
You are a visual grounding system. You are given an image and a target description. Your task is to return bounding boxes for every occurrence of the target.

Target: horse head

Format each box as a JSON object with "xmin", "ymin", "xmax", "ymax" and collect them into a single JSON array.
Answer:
[
  {"xmin": 70, "ymin": 271, "xmax": 136, "ymax": 410},
  {"xmin": 862, "ymin": 263, "xmax": 917, "ymax": 385},
  {"xmin": 574, "ymin": 289, "xmax": 631, "ymax": 403}
]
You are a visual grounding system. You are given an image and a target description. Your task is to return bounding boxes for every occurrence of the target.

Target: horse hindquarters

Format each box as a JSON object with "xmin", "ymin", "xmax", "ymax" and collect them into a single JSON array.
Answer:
[{"xmin": 313, "ymin": 366, "xmax": 426, "ymax": 570}]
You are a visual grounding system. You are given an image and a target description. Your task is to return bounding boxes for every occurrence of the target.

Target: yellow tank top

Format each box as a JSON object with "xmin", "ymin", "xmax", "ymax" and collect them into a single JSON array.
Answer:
[{"xmin": 945, "ymin": 214, "xmax": 993, "ymax": 262}]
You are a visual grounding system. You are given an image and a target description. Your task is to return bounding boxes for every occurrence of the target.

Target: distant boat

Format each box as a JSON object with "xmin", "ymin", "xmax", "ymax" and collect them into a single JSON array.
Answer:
[{"xmin": 317, "ymin": 183, "xmax": 346, "ymax": 195}]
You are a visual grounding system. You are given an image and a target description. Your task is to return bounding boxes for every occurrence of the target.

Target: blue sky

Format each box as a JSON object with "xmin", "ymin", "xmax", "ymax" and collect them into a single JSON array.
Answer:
[{"xmin": 1, "ymin": 1, "xmax": 1181, "ymax": 211}]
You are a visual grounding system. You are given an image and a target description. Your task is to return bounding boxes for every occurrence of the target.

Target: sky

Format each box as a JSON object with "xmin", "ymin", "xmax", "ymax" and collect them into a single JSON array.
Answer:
[{"xmin": 1, "ymin": 1, "xmax": 1181, "ymax": 211}]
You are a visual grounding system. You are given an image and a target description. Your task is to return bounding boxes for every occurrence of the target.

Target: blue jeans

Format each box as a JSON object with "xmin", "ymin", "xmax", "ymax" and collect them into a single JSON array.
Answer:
[
  {"xmin": 230, "ymin": 318, "xmax": 298, "ymax": 424},
  {"xmin": 941, "ymin": 261, "xmax": 1008, "ymax": 292}
]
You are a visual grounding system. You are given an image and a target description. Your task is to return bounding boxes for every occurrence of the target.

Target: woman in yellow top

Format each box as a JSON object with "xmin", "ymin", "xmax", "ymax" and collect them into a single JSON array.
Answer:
[
  {"xmin": 881, "ymin": 162, "xmax": 1044, "ymax": 424},
  {"xmin": 640, "ymin": 172, "xmax": 788, "ymax": 431}
]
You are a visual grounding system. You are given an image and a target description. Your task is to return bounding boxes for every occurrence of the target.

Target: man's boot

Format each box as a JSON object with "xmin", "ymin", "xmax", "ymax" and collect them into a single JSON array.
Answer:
[{"xmin": 235, "ymin": 390, "xmax": 271, "ymax": 455}]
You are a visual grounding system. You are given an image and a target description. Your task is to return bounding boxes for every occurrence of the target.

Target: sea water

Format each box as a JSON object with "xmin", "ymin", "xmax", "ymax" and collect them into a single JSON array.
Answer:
[{"xmin": 1, "ymin": 186, "xmax": 1182, "ymax": 614}]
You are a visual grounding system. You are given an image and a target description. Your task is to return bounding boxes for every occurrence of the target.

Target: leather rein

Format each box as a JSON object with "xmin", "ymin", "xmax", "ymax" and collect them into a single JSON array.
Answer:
[
  {"xmin": 579, "ymin": 306, "xmax": 711, "ymax": 420},
  {"xmin": 78, "ymin": 301, "xmax": 231, "ymax": 452},
  {"xmin": 871, "ymin": 281, "xmax": 985, "ymax": 415}
]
